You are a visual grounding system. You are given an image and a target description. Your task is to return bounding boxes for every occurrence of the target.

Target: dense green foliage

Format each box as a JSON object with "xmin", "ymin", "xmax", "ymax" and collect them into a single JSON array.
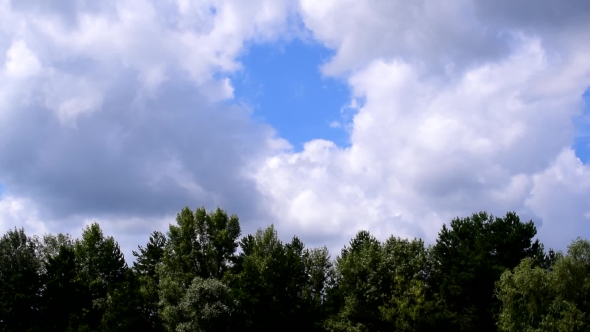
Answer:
[
  {"xmin": 0, "ymin": 207, "xmax": 586, "ymax": 331},
  {"xmin": 496, "ymin": 238, "xmax": 590, "ymax": 331},
  {"xmin": 0, "ymin": 228, "xmax": 40, "ymax": 332},
  {"xmin": 429, "ymin": 212, "xmax": 543, "ymax": 332}
]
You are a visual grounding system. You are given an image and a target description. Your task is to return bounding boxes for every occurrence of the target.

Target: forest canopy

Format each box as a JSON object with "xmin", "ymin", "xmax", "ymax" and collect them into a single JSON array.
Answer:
[{"xmin": 0, "ymin": 207, "xmax": 587, "ymax": 332}]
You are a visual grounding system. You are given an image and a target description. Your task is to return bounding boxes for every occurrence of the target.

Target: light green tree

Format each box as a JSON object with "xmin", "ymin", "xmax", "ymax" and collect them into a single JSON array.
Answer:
[
  {"xmin": 161, "ymin": 206, "xmax": 241, "ymax": 283},
  {"xmin": 159, "ymin": 276, "xmax": 233, "ymax": 332},
  {"xmin": 325, "ymin": 231, "xmax": 438, "ymax": 332},
  {"xmin": 157, "ymin": 206, "xmax": 241, "ymax": 332},
  {"xmin": 497, "ymin": 238, "xmax": 590, "ymax": 331}
]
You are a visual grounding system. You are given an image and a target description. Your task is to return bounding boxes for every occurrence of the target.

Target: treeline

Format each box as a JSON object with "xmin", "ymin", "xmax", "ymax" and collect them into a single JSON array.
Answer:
[{"xmin": 1, "ymin": 207, "xmax": 589, "ymax": 332}]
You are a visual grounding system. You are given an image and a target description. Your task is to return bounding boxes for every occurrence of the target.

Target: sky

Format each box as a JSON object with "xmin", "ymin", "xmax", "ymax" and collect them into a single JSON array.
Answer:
[
  {"xmin": 231, "ymin": 39, "xmax": 351, "ymax": 150},
  {"xmin": 1, "ymin": 0, "xmax": 590, "ymax": 260}
]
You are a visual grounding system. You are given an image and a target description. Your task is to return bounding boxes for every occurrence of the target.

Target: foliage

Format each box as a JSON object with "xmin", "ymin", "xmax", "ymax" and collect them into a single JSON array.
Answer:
[
  {"xmin": 39, "ymin": 244, "xmax": 85, "ymax": 332},
  {"xmin": 325, "ymin": 230, "xmax": 383, "ymax": 331},
  {"xmin": 229, "ymin": 225, "xmax": 321, "ymax": 331},
  {"xmin": 497, "ymin": 238, "xmax": 590, "ymax": 331},
  {"xmin": 162, "ymin": 207, "xmax": 241, "ymax": 284},
  {"xmin": 303, "ymin": 245, "xmax": 335, "ymax": 329},
  {"xmin": 0, "ymin": 228, "xmax": 41, "ymax": 332},
  {"xmin": 73, "ymin": 223, "xmax": 128, "ymax": 331},
  {"xmin": 157, "ymin": 206, "xmax": 241, "ymax": 331},
  {"xmin": 133, "ymin": 231, "xmax": 167, "ymax": 331},
  {"xmin": 35, "ymin": 233, "xmax": 74, "ymax": 274},
  {"xmin": 134, "ymin": 231, "xmax": 167, "ymax": 280},
  {"xmin": 0, "ymin": 209, "xmax": 577, "ymax": 332},
  {"xmin": 99, "ymin": 269, "xmax": 148, "ymax": 332},
  {"xmin": 325, "ymin": 231, "xmax": 440, "ymax": 332},
  {"xmin": 160, "ymin": 276, "xmax": 233, "ymax": 332},
  {"xmin": 430, "ymin": 211, "xmax": 542, "ymax": 332}
]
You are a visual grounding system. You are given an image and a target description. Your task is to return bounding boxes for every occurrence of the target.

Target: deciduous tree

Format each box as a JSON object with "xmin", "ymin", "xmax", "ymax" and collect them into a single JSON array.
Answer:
[
  {"xmin": 73, "ymin": 223, "xmax": 127, "ymax": 331},
  {"xmin": 497, "ymin": 238, "xmax": 590, "ymax": 331},
  {"xmin": 0, "ymin": 228, "xmax": 41, "ymax": 332},
  {"xmin": 430, "ymin": 211, "xmax": 542, "ymax": 332},
  {"xmin": 160, "ymin": 276, "xmax": 233, "ymax": 332}
]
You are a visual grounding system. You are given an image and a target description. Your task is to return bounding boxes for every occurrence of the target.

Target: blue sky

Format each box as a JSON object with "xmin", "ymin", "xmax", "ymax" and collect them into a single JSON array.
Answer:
[
  {"xmin": 573, "ymin": 89, "xmax": 590, "ymax": 163},
  {"xmin": 233, "ymin": 40, "xmax": 590, "ymax": 162},
  {"xmin": 1, "ymin": 1, "xmax": 590, "ymax": 257},
  {"xmin": 231, "ymin": 39, "xmax": 350, "ymax": 151}
]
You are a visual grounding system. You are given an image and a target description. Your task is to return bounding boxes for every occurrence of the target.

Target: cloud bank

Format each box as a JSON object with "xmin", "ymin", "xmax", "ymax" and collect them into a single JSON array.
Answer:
[
  {"xmin": 259, "ymin": 0, "xmax": 590, "ymax": 250},
  {"xmin": 0, "ymin": 0, "xmax": 293, "ymax": 249},
  {"xmin": 1, "ymin": 0, "xmax": 589, "ymax": 256}
]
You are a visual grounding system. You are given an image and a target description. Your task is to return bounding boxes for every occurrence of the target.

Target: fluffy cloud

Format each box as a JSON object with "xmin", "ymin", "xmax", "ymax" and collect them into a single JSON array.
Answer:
[
  {"xmin": 0, "ymin": 196, "xmax": 48, "ymax": 236},
  {"xmin": 526, "ymin": 150, "xmax": 590, "ymax": 249},
  {"xmin": 0, "ymin": 0, "xmax": 294, "ymax": 255},
  {"xmin": 255, "ymin": 1, "xmax": 590, "ymax": 251},
  {"xmin": 298, "ymin": 0, "xmax": 510, "ymax": 77},
  {"xmin": 2, "ymin": 0, "xmax": 590, "ymax": 258}
]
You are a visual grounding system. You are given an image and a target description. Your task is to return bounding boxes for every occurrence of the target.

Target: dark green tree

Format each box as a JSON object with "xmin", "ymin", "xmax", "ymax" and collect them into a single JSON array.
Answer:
[
  {"xmin": 378, "ymin": 237, "xmax": 443, "ymax": 331},
  {"xmin": 73, "ymin": 223, "xmax": 128, "ymax": 331},
  {"xmin": 0, "ymin": 228, "xmax": 41, "ymax": 332},
  {"xmin": 325, "ymin": 230, "xmax": 384, "ymax": 332},
  {"xmin": 133, "ymin": 230, "xmax": 167, "ymax": 331},
  {"xmin": 430, "ymin": 211, "xmax": 542, "ymax": 332},
  {"xmin": 39, "ymin": 244, "xmax": 85, "ymax": 332},
  {"xmin": 229, "ymin": 225, "xmax": 317, "ymax": 331},
  {"xmin": 134, "ymin": 231, "xmax": 167, "ymax": 280},
  {"xmin": 99, "ymin": 269, "xmax": 149, "ymax": 332},
  {"xmin": 325, "ymin": 232, "xmax": 439, "ymax": 332}
]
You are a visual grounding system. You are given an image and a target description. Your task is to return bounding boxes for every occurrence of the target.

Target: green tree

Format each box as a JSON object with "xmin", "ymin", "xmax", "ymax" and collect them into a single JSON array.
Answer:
[
  {"xmin": 229, "ymin": 225, "xmax": 316, "ymax": 331},
  {"xmin": 303, "ymin": 246, "xmax": 334, "ymax": 330},
  {"xmin": 303, "ymin": 246, "xmax": 333, "ymax": 304},
  {"xmin": 39, "ymin": 244, "xmax": 86, "ymax": 332},
  {"xmin": 162, "ymin": 207, "xmax": 241, "ymax": 283},
  {"xmin": 497, "ymin": 238, "xmax": 590, "ymax": 331},
  {"xmin": 430, "ymin": 211, "xmax": 542, "ymax": 332},
  {"xmin": 133, "ymin": 230, "xmax": 167, "ymax": 331},
  {"xmin": 325, "ymin": 230, "xmax": 384, "ymax": 332},
  {"xmin": 325, "ymin": 232, "xmax": 438, "ymax": 332},
  {"xmin": 134, "ymin": 231, "xmax": 167, "ymax": 280},
  {"xmin": 37, "ymin": 233, "xmax": 74, "ymax": 260},
  {"xmin": 157, "ymin": 206, "xmax": 241, "ymax": 331},
  {"xmin": 160, "ymin": 276, "xmax": 233, "ymax": 332},
  {"xmin": 99, "ymin": 269, "xmax": 149, "ymax": 332},
  {"xmin": 378, "ymin": 237, "xmax": 443, "ymax": 331},
  {"xmin": 73, "ymin": 223, "xmax": 128, "ymax": 331},
  {"xmin": 0, "ymin": 228, "xmax": 41, "ymax": 332}
]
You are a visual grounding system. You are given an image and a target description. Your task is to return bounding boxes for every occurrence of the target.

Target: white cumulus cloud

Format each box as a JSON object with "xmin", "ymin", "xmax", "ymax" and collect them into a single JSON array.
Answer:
[
  {"xmin": 1, "ymin": 0, "xmax": 590, "ymax": 257},
  {"xmin": 253, "ymin": 1, "xmax": 590, "ymax": 251}
]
